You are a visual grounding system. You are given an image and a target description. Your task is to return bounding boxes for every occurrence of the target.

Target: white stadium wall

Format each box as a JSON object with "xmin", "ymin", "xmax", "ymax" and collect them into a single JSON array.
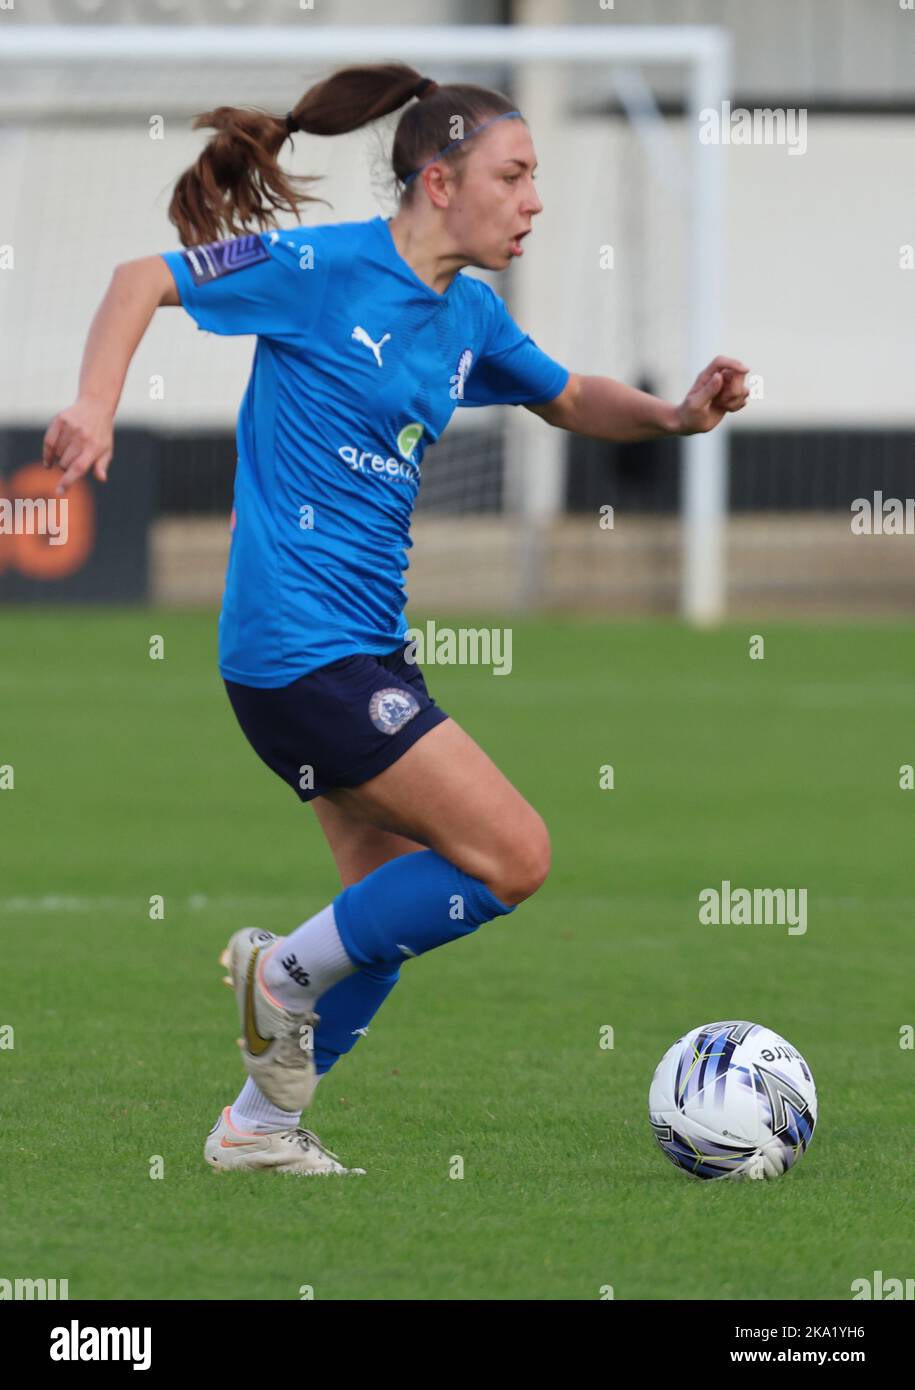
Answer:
[{"xmin": 2, "ymin": 114, "xmax": 914, "ymax": 429}]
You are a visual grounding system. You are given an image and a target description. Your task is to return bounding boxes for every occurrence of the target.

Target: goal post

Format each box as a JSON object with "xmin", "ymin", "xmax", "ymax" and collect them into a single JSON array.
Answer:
[{"xmin": 0, "ymin": 22, "xmax": 730, "ymax": 623}]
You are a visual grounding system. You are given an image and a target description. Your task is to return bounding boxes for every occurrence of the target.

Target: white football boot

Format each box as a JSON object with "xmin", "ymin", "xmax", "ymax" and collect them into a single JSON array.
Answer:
[
  {"xmin": 204, "ymin": 1108, "xmax": 366, "ymax": 1176},
  {"xmin": 220, "ymin": 927, "xmax": 318, "ymax": 1112}
]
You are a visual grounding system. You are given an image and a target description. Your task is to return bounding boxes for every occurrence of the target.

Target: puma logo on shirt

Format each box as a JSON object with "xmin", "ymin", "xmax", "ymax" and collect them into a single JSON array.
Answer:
[{"xmin": 351, "ymin": 325, "xmax": 392, "ymax": 367}]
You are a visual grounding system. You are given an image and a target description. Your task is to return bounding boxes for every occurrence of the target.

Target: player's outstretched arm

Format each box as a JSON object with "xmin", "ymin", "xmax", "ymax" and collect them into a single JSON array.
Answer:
[
  {"xmin": 526, "ymin": 356, "xmax": 751, "ymax": 443},
  {"xmin": 42, "ymin": 255, "xmax": 179, "ymax": 495}
]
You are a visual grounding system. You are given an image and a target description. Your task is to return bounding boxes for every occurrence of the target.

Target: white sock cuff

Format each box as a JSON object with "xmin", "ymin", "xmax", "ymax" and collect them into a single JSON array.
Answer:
[{"xmin": 230, "ymin": 1077, "xmax": 301, "ymax": 1133}]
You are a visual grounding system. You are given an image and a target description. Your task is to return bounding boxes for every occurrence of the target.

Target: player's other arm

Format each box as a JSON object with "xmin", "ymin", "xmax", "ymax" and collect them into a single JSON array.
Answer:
[
  {"xmin": 42, "ymin": 255, "xmax": 180, "ymax": 495},
  {"xmin": 526, "ymin": 358, "xmax": 750, "ymax": 442}
]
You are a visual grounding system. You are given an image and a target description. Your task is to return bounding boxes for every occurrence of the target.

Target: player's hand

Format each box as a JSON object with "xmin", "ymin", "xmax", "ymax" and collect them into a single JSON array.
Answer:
[
  {"xmin": 42, "ymin": 397, "xmax": 114, "ymax": 496},
  {"xmin": 676, "ymin": 356, "xmax": 750, "ymax": 435}
]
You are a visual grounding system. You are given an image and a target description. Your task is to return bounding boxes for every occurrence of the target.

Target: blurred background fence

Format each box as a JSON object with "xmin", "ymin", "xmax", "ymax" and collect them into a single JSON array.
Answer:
[{"xmin": 1, "ymin": 0, "xmax": 914, "ymax": 619}]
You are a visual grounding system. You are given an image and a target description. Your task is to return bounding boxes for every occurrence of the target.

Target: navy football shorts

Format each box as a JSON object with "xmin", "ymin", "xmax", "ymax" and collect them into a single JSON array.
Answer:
[{"xmin": 224, "ymin": 643, "xmax": 449, "ymax": 803}]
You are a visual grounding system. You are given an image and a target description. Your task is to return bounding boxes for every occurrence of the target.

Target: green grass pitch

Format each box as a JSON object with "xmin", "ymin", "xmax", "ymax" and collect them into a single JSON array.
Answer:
[{"xmin": 1, "ymin": 608, "xmax": 912, "ymax": 1300}]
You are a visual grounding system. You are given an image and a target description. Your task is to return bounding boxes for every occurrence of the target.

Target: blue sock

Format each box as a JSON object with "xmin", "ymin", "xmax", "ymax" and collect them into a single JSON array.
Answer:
[
  {"xmin": 333, "ymin": 848, "xmax": 515, "ymax": 968},
  {"xmin": 313, "ymin": 963, "xmax": 402, "ymax": 1077}
]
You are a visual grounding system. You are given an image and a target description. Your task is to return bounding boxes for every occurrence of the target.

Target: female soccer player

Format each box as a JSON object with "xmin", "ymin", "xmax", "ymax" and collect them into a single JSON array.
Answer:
[{"xmin": 43, "ymin": 64, "xmax": 749, "ymax": 1175}]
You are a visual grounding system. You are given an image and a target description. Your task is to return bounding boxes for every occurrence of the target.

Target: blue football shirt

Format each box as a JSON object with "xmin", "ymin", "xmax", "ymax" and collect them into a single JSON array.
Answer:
[{"xmin": 160, "ymin": 216, "xmax": 570, "ymax": 686}]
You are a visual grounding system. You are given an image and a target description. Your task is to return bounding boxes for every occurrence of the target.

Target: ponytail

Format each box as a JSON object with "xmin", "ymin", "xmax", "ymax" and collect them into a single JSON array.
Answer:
[{"xmin": 168, "ymin": 62, "xmax": 517, "ymax": 246}]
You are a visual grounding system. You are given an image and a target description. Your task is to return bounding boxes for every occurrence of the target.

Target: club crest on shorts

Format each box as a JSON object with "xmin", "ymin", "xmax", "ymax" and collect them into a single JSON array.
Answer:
[{"xmin": 368, "ymin": 687, "xmax": 420, "ymax": 735}]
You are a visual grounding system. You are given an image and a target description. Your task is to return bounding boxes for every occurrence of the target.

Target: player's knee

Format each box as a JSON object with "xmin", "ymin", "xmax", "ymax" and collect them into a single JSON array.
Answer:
[{"xmin": 486, "ymin": 814, "xmax": 551, "ymax": 907}]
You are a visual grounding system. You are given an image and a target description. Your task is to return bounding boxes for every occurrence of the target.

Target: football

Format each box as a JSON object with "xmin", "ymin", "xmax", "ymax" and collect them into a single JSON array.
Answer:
[{"xmin": 648, "ymin": 1020, "xmax": 817, "ymax": 1180}]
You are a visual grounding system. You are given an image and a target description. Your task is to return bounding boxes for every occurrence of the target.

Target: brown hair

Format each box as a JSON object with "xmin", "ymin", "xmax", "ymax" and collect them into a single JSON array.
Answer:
[{"xmin": 167, "ymin": 62, "xmax": 519, "ymax": 247}]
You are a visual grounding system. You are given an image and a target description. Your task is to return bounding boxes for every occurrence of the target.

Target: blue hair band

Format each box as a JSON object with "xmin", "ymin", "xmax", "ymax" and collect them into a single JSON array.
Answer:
[{"xmin": 402, "ymin": 109, "xmax": 523, "ymax": 186}]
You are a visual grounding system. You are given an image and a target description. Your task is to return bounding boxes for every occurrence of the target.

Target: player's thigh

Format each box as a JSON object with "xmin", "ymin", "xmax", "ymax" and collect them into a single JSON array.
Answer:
[
  {"xmin": 312, "ymin": 795, "xmax": 425, "ymax": 888},
  {"xmin": 322, "ymin": 717, "xmax": 550, "ymax": 904}
]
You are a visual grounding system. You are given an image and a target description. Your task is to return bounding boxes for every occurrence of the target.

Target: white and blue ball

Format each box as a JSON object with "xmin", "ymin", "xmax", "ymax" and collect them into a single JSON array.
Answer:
[{"xmin": 648, "ymin": 1020, "xmax": 817, "ymax": 1180}]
